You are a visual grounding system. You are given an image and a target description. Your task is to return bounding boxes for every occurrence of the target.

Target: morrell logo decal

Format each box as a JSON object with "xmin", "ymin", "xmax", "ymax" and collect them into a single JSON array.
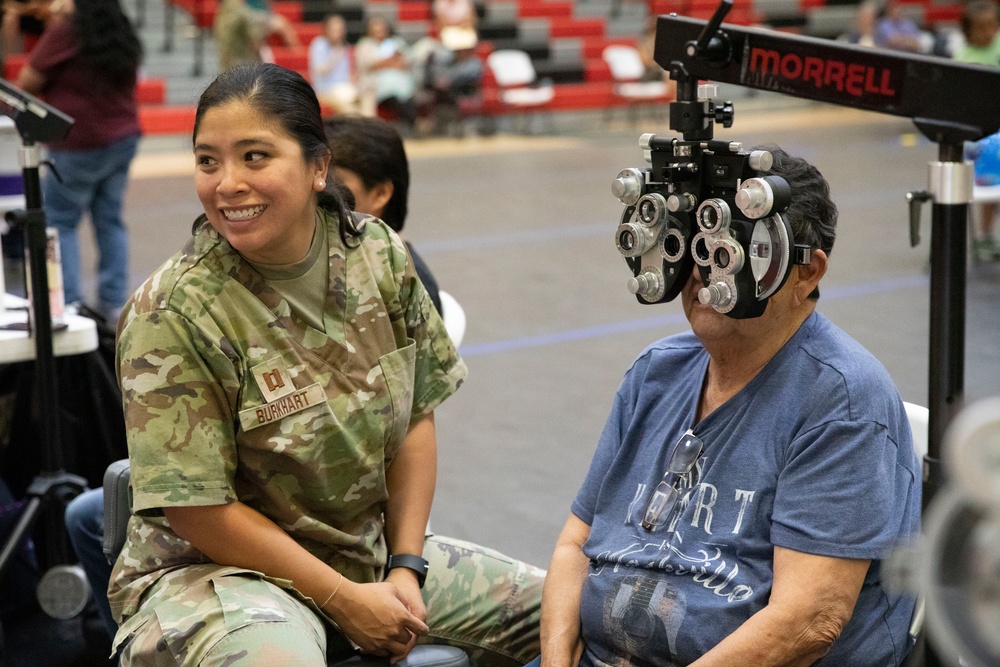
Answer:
[{"xmin": 739, "ymin": 36, "xmax": 904, "ymax": 107}]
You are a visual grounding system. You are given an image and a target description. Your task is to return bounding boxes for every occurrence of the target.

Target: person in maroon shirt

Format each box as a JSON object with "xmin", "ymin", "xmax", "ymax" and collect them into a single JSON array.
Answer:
[{"xmin": 16, "ymin": 0, "xmax": 141, "ymax": 323}]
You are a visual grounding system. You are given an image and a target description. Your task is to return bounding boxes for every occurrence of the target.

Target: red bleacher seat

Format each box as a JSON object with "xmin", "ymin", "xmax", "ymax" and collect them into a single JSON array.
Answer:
[
  {"xmin": 518, "ymin": 1, "xmax": 574, "ymax": 18},
  {"xmin": 272, "ymin": 1, "xmax": 302, "ymax": 23},
  {"xmin": 170, "ymin": 0, "xmax": 217, "ymax": 29},
  {"xmin": 286, "ymin": 22, "xmax": 324, "ymax": 46},
  {"xmin": 138, "ymin": 105, "xmax": 197, "ymax": 136},
  {"xmin": 584, "ymin": 58, "xmax": 614, "ymax": 83},
  {"xmin": 3, "ymin": 54, "xmax": 28, "ymax": 81},
  {"xmin": 923, "ymin": 4, "xmax": 962, "ymax": 24},
  {"xmin": 475, "ymin": 41, "xmax": 495, "ymax": 59},
  {"xmin": 270, "ymin": 46, "xmax": 309, "ymax": 77},
  {"xmin": 548, "ymin": 17, "xmax": 605, "ymax": 38},
  {"xmin": 398, "ymin": 2, "xmax": 432, "ymax": 21},
  {"xmin": 581, "ymin": 37, "xmax": 638, "ymax": 60},
  {"xmin": 136, "ymin": 79, "xmax": 167, "ymax": 105}
]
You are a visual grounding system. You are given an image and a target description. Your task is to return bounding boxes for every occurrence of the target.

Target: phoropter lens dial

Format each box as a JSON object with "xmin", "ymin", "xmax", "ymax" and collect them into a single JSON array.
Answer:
[
  {"xmin": 695, "ymin": 199, "xmax": 730, "ymax": 234},
  {"xmin": 660, "ymin": 228, "xmax": 687, "ymax": 263},
  {"xmin": 636, "ymin": 193, "xmax": 667, "ymax": 227},
  {"xmin": 710, "ymin": 238, "xmax": 745, "ymax": 276},
  {"xmin": 616, "ymin": 222, "xmax": 658, "ymax": 258}
]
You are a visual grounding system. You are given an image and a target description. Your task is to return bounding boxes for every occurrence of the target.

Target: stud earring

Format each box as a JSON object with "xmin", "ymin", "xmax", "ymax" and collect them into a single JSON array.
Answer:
[{"xmin": 317, "ymin": 179, "xmax": 326, "ymax": 190}]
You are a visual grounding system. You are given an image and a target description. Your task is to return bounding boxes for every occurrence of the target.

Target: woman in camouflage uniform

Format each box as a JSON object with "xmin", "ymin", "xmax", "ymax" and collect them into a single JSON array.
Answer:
[{"xmin": 109, "ymin": 63, "xmax": 541, "ymax": 666}]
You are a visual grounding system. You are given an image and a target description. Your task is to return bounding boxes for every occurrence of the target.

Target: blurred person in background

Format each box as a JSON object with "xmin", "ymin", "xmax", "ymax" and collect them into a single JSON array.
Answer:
[
  {"xmin": 840, "ymin": 0, "xmax": 878, "ymax": 46},
  {"xmin": 355, "ymin": 15, "xmax": 417, "ymax": 130},
  {"xmin": 421, "ymin": 18, "xmax": 481, "ymax": 137},
  {"xmin": 956, "ymin": 0, "xmax": 1000, "ymax": 261},
  {"xmin": 214, "ymin": 0, "xmax": 300, "ymax": 72},
  {"xmin": 16, "ymin": 0, "xmax": 142, "ymax": 323},
  {"xmin": 308, "ymin": 14, "xmax": 359, "ymax": 115},
  {"xmin": 874, "ymin": 0, "xmax": 928, "ymax": 53},
  {"xmin": 1, "ymin": 0, "xmax": 49, "ymax": 59}
]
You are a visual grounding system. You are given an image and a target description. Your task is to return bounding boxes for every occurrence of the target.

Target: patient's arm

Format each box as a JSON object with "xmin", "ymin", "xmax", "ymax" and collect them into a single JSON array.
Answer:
[
  {"xmin": 540, "ymin": 513, "xmax": 591, "ymax": 667},
  {"xmin": 690, "ymin": 546, "xmax": 870, "ymax": 667}
]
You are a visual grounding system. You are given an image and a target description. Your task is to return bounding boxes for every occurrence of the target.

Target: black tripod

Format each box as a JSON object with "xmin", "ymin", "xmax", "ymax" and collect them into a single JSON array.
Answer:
[{"xmin": 0, "ymin": 80, "xmax": 88, "ymax": 619}]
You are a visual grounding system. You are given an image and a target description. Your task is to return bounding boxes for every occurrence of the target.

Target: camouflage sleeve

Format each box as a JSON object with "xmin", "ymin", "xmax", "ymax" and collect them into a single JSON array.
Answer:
[
  {"xmin": 117, "ymin": 308, "xmax": 241, "ymax": 515},
  {"xmin": 384, "ymin": 226, "xmax": 467, "ymax": 422}
]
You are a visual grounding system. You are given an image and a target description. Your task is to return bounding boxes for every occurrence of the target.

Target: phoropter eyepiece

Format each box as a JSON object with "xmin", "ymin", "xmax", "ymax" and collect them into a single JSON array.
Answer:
[{"xmin": 611, "ymin": 126, "xmax": 799, "ymax": 317}]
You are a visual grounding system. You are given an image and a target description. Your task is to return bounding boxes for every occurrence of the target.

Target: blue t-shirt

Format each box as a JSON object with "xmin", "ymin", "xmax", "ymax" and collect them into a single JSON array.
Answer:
[{"xmin": 572, "ymin": 312, "xmax": 921, "ymax": 667}]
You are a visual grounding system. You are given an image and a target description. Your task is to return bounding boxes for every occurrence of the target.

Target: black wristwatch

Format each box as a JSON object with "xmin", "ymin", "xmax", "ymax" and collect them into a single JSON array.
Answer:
[{"xmin": 385, "ymin": 554, "xmax": 429, "ymax": 588}]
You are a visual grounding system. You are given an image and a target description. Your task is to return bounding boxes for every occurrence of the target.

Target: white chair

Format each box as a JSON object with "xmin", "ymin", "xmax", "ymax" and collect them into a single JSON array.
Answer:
[
  {"xmin": 602, "ymin": 45, "xmax": 669, "ymax": 100},
  {"xmin": 601, "ymin": 45, "xmax": 670, "ymax": 125},
  {"xmin": 904, "ymin": 401, "xmax": 929, "ymax": 462},
  {"xmin": 485, "ymin": 49, "xmax": 554, "ymax": 131},
  {"xmin": 902, "ymin": 401, "xmax": 928, "ymax": 665},
  {"xmin": 438, "ymin": 290, "xmax": 466, "ymax": 348}
]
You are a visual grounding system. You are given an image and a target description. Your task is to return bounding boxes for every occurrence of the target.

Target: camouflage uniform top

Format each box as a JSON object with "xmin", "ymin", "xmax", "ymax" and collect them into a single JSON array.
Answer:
[{"xmin": 108, "ymin": 207, "xmax": 466, "ymax": 622}]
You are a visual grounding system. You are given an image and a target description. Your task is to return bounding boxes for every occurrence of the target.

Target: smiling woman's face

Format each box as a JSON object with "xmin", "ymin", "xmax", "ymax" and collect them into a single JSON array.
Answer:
[{"xmin": 193, "ymin": 100, "xmax": 328, "ymax": 265}]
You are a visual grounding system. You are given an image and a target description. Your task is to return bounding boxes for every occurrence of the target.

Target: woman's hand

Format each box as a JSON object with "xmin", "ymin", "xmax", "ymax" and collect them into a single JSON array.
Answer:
[
  {"xmin": 386, "ymin": 567, "xmax": 427, "ymax": 622},
  {"xmin": 327, "ymin": 579, "xmax": 429, "ymax": 661}
]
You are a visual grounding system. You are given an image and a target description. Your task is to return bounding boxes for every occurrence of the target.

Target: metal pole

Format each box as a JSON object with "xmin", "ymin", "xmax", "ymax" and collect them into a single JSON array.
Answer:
[
  {"xmin": 920, "ymin": 139, "xmax": 972, "ymax": 667},
  {"xmin": 923, "ymin": 141, "xmax": 970, "ymax": 512}
]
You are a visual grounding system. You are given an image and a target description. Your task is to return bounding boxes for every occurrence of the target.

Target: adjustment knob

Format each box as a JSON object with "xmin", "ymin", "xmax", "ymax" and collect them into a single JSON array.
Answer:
[
  {"xmin": 667, "ymin": 192, "xmax": 697, "ymax": 213},
  {"xmin": 628, "ymin": 272, "xmax": 662, "ymax": 297},
  {"xmin": 735, "ymin": 180, "xmax": 772, "ymax": 219},
  {"xmin": 698, "ymin": 282, "xmax": 732, "ymax": 306},
  {"xmin": 612, "ymin": 168, "xmax": 644, "ymax": 206},
  {"xmin": 748, "ymin": 150, "xmax": 773, "ymax": 172}
]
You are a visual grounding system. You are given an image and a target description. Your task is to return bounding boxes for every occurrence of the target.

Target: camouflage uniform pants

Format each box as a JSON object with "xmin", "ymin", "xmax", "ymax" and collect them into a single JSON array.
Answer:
[{"xmin": 115, "ymin": 535, "xmax": 544, "ymax": 667}]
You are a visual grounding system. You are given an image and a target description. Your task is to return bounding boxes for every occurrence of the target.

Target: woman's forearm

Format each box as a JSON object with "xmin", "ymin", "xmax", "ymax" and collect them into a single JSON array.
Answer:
[
  {"xmin": 164, "ymin": 501, "xmax": 342, "ymax": 604},
  {"xmin": 384, "ymin": 412, "xmax": 437, "ymax": 558}
]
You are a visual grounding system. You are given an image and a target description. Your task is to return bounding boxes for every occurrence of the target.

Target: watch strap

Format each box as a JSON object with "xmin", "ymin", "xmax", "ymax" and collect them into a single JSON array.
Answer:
[{"xmin": 386, "ymin": 553, "xmax": 429, "ymax": 588}]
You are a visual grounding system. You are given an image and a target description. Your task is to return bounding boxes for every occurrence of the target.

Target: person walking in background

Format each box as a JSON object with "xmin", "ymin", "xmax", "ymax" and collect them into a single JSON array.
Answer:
[
  {"xmin": 16, "ymin": 0, "xmax": 142, "ymax": 323},
  {"xmin": 956, "ymin": 0, "xmax": 1000, "ymax": 262},
  {"xmin": 308, "ymin": 14, "xmax": 358, "ymax": 115},
  {"xmin": 355, "ymin": 15, "xmax": 417, "ymax": 129}
]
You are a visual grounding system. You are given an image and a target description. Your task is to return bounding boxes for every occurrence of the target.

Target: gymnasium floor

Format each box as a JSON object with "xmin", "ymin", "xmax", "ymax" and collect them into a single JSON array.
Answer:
[{"xmin": 5, "ymin": 94, "xmax": 999, "ymax": 665}]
